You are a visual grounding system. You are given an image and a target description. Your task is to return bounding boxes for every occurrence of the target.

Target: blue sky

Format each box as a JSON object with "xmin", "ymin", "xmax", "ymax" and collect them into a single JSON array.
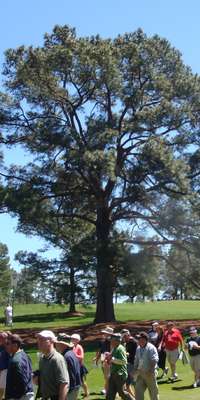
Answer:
[{"xmin": 0, "ymin": 0, "xmax": 200, "ymax": 269}]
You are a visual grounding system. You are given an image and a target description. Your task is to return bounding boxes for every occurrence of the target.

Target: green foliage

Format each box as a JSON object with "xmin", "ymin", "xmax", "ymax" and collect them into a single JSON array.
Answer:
[
  {"xmin": 1, "ymin": 26, "xmax": 200, "ymax": 321},
  {"xmin": 0, "ymin": 243, "xmax": 11, "ymax": 303},
  {"xmin": 119, "ymin": 243, "xmax": 163, "ymax": 300}
]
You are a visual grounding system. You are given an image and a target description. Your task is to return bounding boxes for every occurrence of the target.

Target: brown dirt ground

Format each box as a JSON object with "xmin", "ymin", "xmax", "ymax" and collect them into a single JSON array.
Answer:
[{"xmin": 10, "ymin": 319, "xmax": 200, "ymax": 346}]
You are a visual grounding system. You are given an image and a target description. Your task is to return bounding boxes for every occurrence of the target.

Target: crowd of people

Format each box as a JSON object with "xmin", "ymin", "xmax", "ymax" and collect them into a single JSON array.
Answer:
[{"xmin": 0, "ymin": 321, "xmax": 199, "ymax": 400}]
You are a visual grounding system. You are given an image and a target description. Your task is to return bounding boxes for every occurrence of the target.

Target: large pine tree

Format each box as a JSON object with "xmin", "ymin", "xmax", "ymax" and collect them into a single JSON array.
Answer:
[{"xmin": 1, "ymin": 27, "xmax": 200, "ymax": 321}]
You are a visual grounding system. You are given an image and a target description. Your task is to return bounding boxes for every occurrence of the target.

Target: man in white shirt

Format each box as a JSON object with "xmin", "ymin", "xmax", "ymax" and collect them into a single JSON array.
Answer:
[
  {"xmin": 4, "ymin": 304, "xmax": 12, "ymax": 326},
  {"xmin": 134, "ymin": 331, "xmax": 159, "ymax": 400}
]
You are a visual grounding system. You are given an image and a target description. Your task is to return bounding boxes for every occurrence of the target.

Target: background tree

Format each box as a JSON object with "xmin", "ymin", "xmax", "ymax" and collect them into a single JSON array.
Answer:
[
  {"xmin": 1, "ymin": 26, "xmax": 200, "ymax": 321},
  {"xmin": 119, "ymin": 243, "xmax": 163, "ymax": 302},
  {"xmin": 0, "ymin": 243, "xmax": 11, "ymax": 304}
]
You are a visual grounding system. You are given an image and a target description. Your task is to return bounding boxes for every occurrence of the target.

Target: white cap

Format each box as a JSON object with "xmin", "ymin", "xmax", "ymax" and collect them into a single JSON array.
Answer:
[
  {"xmin": 71, "ymin": 333, "xmax": 81, "ymax": 341},
  {"xmin": 37, "ymin": 330, "xmax": 57, "ymax": 341}
]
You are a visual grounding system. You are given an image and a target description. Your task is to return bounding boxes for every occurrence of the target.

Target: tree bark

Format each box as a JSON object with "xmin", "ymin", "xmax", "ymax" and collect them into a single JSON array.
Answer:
[
  {"xmin": 69, "ymin": 265, "xmax": 76, "ymax": 313},
  {"xmin": 94, "ymin": 206, "xmax": 115, "ymax": 323}
]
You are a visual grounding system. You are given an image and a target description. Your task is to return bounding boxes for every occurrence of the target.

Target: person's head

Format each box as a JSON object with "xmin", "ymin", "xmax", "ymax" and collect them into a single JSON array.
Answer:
[
  {"xmin": 6, "ymin": 334, "xmax": 23, "ymax": 355},
  {"xmin": 156, "ymin": 325, "xmax": 164, "ymax": 334},
  {"xmin": 120, "ymin": 329, "xmax": 130, "ymax": 342},
  {"xmin": 37, "ymin": 330, "xmax": 57, "ymax": 355},
  {"xmin": 101, "ymin": 326, "xmax": 114, "ymax": 339},
  {"xmin": 167, "ymin": 321, "xmax": 174, "ymax": 332},
  {"xmin": 189, "ymin": 327, "xmax": 198, "ymax": 337},
  {"xmin": 71, "ymin": 333, "xmax": 81, "ymax": 345},
  {"xmin": 137, "ymin": 332, "xmax": 149, "ymax": 348},
  {"xmin": 0, "ymin": 332, "xmax": 8, "ymax": 346},
  {"xmin": 55, "ymin": 333, "xmax": 73, "ymax": 353},
  {"xmin": 151, "ymin": 322, "xmax": 159, "ymax": 331},
  {"xmin": 110, "ymin": 333, "xmax": 122, "ymax": 348}
]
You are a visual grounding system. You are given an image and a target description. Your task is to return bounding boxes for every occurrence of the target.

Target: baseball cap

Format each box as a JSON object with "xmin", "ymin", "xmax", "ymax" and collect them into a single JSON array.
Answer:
[
  {"xmin": 37, "ymin": 330, "xmax": 57, "ymax": 341},
  {"xmin": 71, "ymin": 333, "xmax": 81, "ymax": 341}
]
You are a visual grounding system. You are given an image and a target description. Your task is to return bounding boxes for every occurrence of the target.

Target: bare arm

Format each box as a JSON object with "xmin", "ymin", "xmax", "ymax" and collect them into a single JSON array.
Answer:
[{"xmin": 58, "ymin": 383, "xmax": 68, "ymax": 400}]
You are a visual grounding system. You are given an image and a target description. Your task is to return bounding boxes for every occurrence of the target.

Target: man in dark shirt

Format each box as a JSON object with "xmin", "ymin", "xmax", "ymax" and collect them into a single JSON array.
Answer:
[
  {"xmin": 121, "ymin": 329, "xmax": 137, "ymax": 398},
  {"xmin": 5, "ymin": 334, "xmax": 34, "ymax": 400},
  {"xmin": 0, "ymin": 332, "xmax": 10, "ymax": 400},
  {"xmin": 55, "ymin": 333, "xmax": 81, "ymax": 400},
  {"xmin": 186, "ymin": 326, "xmax": 200, "ymax": 388}
]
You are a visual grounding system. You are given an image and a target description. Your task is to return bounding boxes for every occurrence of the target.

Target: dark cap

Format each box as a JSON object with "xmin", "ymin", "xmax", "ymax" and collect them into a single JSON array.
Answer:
[{"xmin": 137, "ymin": 331, "xmax": 149, "ymax": 341}]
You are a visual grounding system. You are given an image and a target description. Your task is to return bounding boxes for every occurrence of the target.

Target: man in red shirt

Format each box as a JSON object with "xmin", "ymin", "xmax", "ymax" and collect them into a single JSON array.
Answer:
[{"xmin": 162, "ymin": 321, "xmax": 183, "ymax": 380}]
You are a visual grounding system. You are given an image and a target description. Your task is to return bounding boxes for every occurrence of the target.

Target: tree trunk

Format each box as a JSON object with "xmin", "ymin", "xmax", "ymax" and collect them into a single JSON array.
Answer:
[
  {"xmin": 130, "ymin": 296, "xmax": 134, "ymax": 303},
  {"xmin": 94, "ymin": 206, "xmax": 115, "ymax": 323},
  {"xmin": 69, "ymin": 265, "xmax": 76, "ymax": 313}
]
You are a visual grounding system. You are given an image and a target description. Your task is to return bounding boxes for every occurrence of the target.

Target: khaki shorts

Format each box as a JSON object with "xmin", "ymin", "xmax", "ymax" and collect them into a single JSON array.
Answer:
[
  {"xmin": 0, "ymin": 369, "xmax": 7, "ymax": 389},
  {"xmin": 166, "ymin": 349, "xmax": 179, "ymax": 364},
  {"xmin": 190, "ymin": 355, "xmax": 200, "ymax": 373}
]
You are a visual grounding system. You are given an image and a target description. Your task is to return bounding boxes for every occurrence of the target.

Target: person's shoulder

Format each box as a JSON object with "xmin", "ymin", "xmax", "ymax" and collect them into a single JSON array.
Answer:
[
  {"xmin": 147, "ymin": 342, "xmax": 157, "ymax": 350},
  {"xmin": 117, "ymin": 343, "xmax": 126, "ymax": 352},
  {"xmin": 173, "ymin": 328, "xmax": 181, "ymax": 333},
  {"xmin": 53, "ymin": 350, "xmax": 64, "ymax": 359},
  {"xmin": 51, "ymin": 351, "xmax": 67, "ymax": 367}
]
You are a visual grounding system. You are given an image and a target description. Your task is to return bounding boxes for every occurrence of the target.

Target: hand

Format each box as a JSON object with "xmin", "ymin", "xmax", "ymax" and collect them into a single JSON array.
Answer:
[{"xmin": 192, "ymin": 343, "xmax": 199, "ymax": 349}]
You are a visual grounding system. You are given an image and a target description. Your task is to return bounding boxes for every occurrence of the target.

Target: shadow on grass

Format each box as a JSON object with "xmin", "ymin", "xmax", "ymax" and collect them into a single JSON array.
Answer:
[
  {"xmin": 0, "ymin": 311, "xmax": 95, "ymax": 324},
  {"xmin": 158, "ymin": 378, "xmax": 182, "ymax": 385},
  {"xmin": 81, "ymin": 395, "xmax": 104, "ymax": 400},
  {"xmin": 172, "ymin": 384, "xmax": 194, "ymax": 391}
]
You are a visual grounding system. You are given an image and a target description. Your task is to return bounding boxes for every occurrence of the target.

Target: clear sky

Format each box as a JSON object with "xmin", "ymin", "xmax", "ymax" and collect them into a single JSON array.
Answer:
[{"xmin": 0, "ymin": 0, "xmax": 200, "ymax": 269}]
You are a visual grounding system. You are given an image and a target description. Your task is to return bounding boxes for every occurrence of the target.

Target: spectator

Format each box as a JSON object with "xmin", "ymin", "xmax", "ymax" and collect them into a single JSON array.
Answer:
[
  {"xmin": 134, "ymin": 331, "xmax": 159, "ymax": 400},
  {"xmin": 71, "ymin": 333, "xmax": 89, "ymax": 398},
  {"xmin": 93, "ymin": 326, "xmax": 114, "ymax": 395},
  {"xmin": 106, "ymin": 333, "xmax": 134, "ymax": 400},
  {"xmin": 154, "ymin": 325, "xmax": 168, "ymax": 378},
  {"xmin": 148, "ymin": 322, "xmax": 159, "ymax": 346},
  {"xmin": 56, "ymin": 333, "xmax": 81, "ymax": 400},
  {"xmin": 5, "ymin": 334, "xmax": 34, "ymax": 400},
  {"xmin": 162, "ymin": 321, "xmax": 183, "ymax": 380},
  {"xmin": 0, "ymin": 332, "xmax": 10, "ymax": 400},
  {"xmin": 121, "ymin": 329, "xmax": 137, "ymax": 397},
  {"xmin": 4, "ymin": 305, "xmax": 12, "ymax": 327},
  {"xmin": 185, "ymin": 326, "xmax": 200, "ymax": 388},
  {"xmin": 37, "ymin": 330, "xmax": 69, "ymax": 400}
]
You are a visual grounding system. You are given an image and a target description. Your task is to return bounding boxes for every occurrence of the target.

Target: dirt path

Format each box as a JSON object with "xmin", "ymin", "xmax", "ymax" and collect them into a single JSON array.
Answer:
[{"xmin": 11, "ymin": 319, "xmax": 200, "ymax": 345}]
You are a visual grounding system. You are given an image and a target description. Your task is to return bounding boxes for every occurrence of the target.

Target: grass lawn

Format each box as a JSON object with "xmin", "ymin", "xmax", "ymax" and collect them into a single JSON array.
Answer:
[
  {"xmin": 0, "ymin": 300, "xmax": 199, "ymax": 329},
  {"xmin": 3, "ymin": 300, "xmax": 200, "ymax": 399},
  {"xmin": 26, "ymin": 343, "xmax": 199, "ymax": 400}
]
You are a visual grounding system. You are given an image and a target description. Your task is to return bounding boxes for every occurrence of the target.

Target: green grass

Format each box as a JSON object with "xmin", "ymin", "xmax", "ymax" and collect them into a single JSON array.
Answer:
[
  {"xmin": 26, "ymin": 343, "xmax": 199, "ymax": 400},
  {"xmin": 6, "ymin": 300, "xmax": 200, "ymax": 399},
  {"xmin": 0, "ymin": 300, "xmax": 199, "ymax": 330}
]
